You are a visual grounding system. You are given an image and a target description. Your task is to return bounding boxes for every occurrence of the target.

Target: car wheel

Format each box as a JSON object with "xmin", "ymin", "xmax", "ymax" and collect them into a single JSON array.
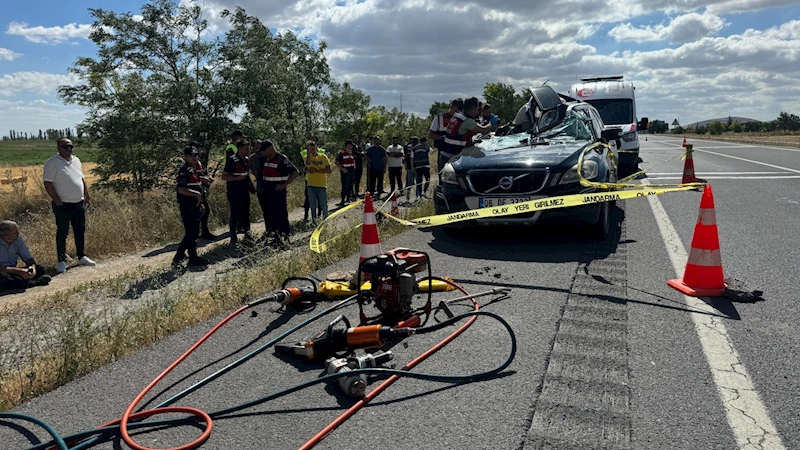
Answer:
[{"xmin": 590, "ymin": 200, "xmax": 610, "ymax": 240}]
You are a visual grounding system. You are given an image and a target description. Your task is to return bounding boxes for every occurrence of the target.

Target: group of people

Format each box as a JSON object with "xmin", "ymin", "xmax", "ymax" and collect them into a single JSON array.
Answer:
[
  {"xmin": 428, "ymin": 96, "xmax": 500, "ymax": 173},
  {"xmin": 1, "ymin": 137, "xmax": 96, "ymax": 293}
]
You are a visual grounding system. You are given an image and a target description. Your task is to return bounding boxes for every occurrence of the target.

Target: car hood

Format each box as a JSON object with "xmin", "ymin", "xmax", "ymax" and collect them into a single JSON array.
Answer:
[{"xmin": 449, "ymin": 133, "xmax": 591, "ymax": 172}]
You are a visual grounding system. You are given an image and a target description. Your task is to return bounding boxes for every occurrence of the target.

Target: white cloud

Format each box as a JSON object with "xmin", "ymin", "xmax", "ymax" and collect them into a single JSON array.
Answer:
[
  {"xmin": 0, "ymin": 72, "xmax": 81, "ymax": 97},
  {"xmin": 0, "ymin": 47, "xmax": 22, "ymax": 61},
  {"xmin": 609, "ymin": 12, "xmax": 725, "ymax": 43},
  {"xmin": 5, "ymin": 21, "xmax": 92, "ymax": 44}
]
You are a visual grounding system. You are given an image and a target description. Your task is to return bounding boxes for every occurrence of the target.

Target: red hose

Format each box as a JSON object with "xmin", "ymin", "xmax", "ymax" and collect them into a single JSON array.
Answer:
[
  {"xmin": 299, "ymin": 281, "xmax": 475, "ymax": 449},
  {"xmin": 97, "ymin": 304, "xmax": 251, "ymax": 450}
]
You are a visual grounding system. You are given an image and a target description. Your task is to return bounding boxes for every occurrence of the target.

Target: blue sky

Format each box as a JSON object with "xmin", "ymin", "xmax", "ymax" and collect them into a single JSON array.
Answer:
[{"xmin": 1, "ymin": 0, "xmax": 799, "ymax": 135}]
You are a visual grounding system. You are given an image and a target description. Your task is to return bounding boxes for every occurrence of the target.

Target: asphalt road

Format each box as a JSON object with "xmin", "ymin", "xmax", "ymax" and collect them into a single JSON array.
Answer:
[{"xmin": 2, "ymin": 135, "xmax": 799, "ymax": 450}]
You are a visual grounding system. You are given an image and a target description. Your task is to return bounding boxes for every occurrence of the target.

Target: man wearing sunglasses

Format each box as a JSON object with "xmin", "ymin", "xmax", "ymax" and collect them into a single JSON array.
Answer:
[{"xmin": 43, "ymin": 138, "xmax": 96, "ymax": 274}]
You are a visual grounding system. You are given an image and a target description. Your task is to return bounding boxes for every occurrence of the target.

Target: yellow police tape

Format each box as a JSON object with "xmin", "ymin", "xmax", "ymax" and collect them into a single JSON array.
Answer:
[
  {"xmin": 577, "ymin": 143, "xmax": 703, "ymax": 189},
  {"xmin": 309, "ymin": 199, "xmax": 363, "ymax": 254}
]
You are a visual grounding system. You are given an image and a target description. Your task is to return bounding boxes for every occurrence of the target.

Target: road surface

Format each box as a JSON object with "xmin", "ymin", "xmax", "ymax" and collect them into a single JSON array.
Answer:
[{"xmin": 2, "ymin": 135, "xmax": 798, "ymax": 450}]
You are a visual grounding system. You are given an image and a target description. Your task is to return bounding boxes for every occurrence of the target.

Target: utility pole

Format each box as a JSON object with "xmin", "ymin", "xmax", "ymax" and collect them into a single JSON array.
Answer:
[{"xmin": 400, "ymin": 92, "xmax": 403, "ymax": 113}]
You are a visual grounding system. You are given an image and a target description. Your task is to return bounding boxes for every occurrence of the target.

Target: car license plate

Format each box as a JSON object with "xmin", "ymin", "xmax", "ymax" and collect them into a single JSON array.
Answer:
[{"xmin": 479, "ymin": 197, "xmax": 531, "ymax": 208}]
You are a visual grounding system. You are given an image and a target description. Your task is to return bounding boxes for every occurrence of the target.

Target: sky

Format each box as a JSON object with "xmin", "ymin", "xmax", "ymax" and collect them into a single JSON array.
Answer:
[{"xmin": 0, "ymin": 0, "xmax": 799, "ymax": 135}]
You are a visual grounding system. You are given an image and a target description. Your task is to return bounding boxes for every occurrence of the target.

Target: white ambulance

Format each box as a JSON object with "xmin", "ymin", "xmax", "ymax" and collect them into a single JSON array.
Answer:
[{"xmin": 567, "ymin": 76, "xmax": 647, "ymax": 172}]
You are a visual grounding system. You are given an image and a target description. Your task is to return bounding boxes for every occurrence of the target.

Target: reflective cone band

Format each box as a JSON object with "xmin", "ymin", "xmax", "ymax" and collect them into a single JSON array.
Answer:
[
  {"xmin": 668, "ymin": 184, "xmax": 727, "ymax": 297},
  {"xmin": 682, "ymin": 135, "xmax": 687, "ymax": 148},
  {"xmin": 359, "ymin": 193, "xmax": 382, "ymax": 280}
]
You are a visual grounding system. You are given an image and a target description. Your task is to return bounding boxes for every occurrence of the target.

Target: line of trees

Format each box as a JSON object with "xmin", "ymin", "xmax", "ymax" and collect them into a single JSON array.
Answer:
[
  {"xmin": 648, "ymin": 112, "xmax": 800, "ymax": 136},
  {"xmin": 2, "ymin": 128, "xmax": 78, "ymax": 141}
]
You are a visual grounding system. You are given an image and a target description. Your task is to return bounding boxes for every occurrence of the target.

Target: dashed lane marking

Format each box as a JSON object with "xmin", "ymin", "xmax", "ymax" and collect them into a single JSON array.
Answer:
[
  {"xmin": 643, "ymin": 178, "xmax": 786, "ymax": 450},
  {"xmin": 647, "ymin": 172, "xmax": 788, "ymax": 176},
  {"xmin": 648, "ymin": 176, "xmax": 800, "ymax": 180},
  {"xmin": 658, "ymin": 141, "xmax": 800, "ymax": 174}
]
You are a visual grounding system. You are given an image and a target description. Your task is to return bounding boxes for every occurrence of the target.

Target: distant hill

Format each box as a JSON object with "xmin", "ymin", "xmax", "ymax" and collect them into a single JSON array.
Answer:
[{"xmin": 684, "ymin": 117, "xmax": 761, "ymax": 128}]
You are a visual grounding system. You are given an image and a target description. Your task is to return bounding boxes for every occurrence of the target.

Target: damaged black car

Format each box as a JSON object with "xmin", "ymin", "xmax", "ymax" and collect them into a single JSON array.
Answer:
[{"xmin": 433, "ymin": 86, "xmax": 622, "ymax": 239}]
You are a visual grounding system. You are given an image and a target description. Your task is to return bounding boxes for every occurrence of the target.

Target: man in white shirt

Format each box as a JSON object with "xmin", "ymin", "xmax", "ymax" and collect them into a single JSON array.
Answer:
[
  {"xmin": 43, "ymin": 138, "xmax": 96, "ymax": 273},
  {"xmin": 386, "ymin": 136, "xmax": 405, "ymax": 193}
]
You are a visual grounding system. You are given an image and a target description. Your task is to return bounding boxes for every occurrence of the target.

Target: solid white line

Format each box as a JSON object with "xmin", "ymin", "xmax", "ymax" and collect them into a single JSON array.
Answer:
[
  {"xmin": 643, "ymin": 178, "xmax": 785, "ymax": 450},
  {"xmin": 652, "ymin": 138, "xmax": 800, "ymax": 153},
  {"xmin": 659, "ymin": 141, "xmax": 800, "ymax": 174},
  {"xmin": 647, "ymin": 172, "xmax": 787, "ymax": 176},
  {"xmin": 648, "ymin": 176, "xmax": 800, "ymax": 180}
]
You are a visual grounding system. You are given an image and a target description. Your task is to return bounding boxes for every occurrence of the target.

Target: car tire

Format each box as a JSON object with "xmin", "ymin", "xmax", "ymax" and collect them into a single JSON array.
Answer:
[{"xmin": 590, "ymin": 200, "xmax": 610, "ymax": 240}]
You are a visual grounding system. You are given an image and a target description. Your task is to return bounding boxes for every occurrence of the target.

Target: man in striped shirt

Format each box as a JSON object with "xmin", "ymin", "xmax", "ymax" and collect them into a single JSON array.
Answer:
[{"xmin": 335, "ymin": 140, "xmax": 357, "ymax": 206}]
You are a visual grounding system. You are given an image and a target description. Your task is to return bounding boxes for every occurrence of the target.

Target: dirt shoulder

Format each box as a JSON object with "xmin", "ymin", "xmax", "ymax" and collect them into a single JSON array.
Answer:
[{"xmin": 680, "ymin": 133, "xmax": 800, "ymax": 148}]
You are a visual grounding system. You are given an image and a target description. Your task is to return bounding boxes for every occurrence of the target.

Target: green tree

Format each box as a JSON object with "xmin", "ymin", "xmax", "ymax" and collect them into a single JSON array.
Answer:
[
  {"xmin": 776, "ymin": 112, "xmax": 800, "ymax": 131},
  {"xmin": 59, "ymin": 0, "xmax": 239, "ymax": 192},
  {"xmin": 708, "ymin": 121, "xmax": 724, "ymax": 135},
  {"xmin": 483, "ymin": 82, "xmax": 518, "ymax": 124},
  {"xmin": 731, "ymin": 121, "xmax": 743, "ymax": 133},
  {"xmin": 428, "ymin": 101, "xmax": 449, "ymax": 117},
  {"xmin": 324, "ymin": 81, "xmax": 371, "ymax": 145},
  {"xmin": 743, "ymin": 121, "xmax": 760, "ymax": 132}
]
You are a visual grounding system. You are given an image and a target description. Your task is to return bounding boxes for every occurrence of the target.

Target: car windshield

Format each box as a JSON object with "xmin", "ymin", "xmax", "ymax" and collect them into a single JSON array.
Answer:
[
  {"xmin": 535, "ymin": 111, "xmax": 593, "ymax": 142},
  {"xmin": 585, "ymin": 99, "xmax": 633, "ymax": 125}
]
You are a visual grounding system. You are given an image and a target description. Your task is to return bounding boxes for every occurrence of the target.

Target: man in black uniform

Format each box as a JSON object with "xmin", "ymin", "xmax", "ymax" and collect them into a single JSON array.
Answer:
[
  {"xmin": 222, "ymin": 140, "xmax": 254, "ymax": 246},
  {"xmin": 257, "ymin": 140, "xmax": 299, "ymax": 247},
  {"xmin": 190, "ymin": 142, "xmax": 216, "ymax": 240},
  {"xmin": 173, "ymin": 146, "xmax": 209, "ymax": 267},
  {"xmin": 351, "ymin": 133, "xmax": 365, "ymax": 200},
  {"xmin": 224, "ymin": 130, "xmax": 250, "ymax": 234}
]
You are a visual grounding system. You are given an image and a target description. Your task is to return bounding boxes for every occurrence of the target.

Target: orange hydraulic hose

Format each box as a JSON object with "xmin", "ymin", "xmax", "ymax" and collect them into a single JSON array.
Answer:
[
  {"xmin": 299, "ymin": 280, "xmax": 475, "ymax": 449},
  {"xmin": 111, "ymin": 304, "xmax": 251, "ymax": 450}
]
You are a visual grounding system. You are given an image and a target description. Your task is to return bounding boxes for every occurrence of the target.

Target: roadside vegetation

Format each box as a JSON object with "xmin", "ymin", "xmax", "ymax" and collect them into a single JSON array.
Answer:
[
  {"xmin": 0, "ymin": 198, "xmax": 433, "ymax": 411},
  {"xmin": 0, "ymin": 140, "xmax": 100, "ymax": 167}
]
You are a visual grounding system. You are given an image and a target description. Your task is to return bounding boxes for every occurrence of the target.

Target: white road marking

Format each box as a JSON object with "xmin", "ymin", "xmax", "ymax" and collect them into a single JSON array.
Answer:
[
  {"xmin": 643, "ymin": 178, "xmax": 785, "ymax": 450},
  {"xmin": 658, "ymin": 141, "xmax": 800, "ymax": 174},
  {"xmin": 652, "ymin": 138, "xmax": 800, "ymax": 153},
  {"xmin": 649, "ymin": 176, "xmax": 800, "ymax": 180},
  {"xmin": 647, "ymin": 172, "xmax": 788, "ymax": 176}
]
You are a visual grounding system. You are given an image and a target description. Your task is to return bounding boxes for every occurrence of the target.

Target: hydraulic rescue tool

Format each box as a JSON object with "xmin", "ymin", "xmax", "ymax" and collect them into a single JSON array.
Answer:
[
  {"xmin": 357, "ymin": 248, "xmax": 433, "ymax": 325},
  {"xmin": 251, "ymin": 276, "xmax": 321, "ymax": 310},
  {"xmin": 275, "ymin": 315, "xmax": 413, "ymax": 359},
  {"xmin": 325, "ymin": 351, "xmax": 395, "ymax": 397}
]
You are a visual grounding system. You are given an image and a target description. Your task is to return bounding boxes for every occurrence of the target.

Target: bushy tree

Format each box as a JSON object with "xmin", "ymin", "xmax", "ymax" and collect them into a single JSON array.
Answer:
[
  {"xmin": 708, "ymin": 121, "xmax": 724, "ymax": 135},
  {"xmin": 731, "ymin": 121, "xmax": 743, "ymax": 133}
]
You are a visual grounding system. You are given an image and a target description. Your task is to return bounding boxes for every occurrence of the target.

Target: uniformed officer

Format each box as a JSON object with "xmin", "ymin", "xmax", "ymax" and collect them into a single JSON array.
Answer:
[
  {"xmin": 258, "ymin": 140, "xmax": 299, "ymax": 247},
  {"xmin": 173, "ymin": 146, "xmax": 209, "ymax": 267},
  {"xmin": 429, "ymin": 98, "xmax": 463, "ymax": 173},
  {"xmin": 225, "ymin": 130, "xmax": 250, "ymax": 233},
  {"xmin": 190, "ymin": 142, "xmax": 216, "ymax": 240},
  {"xmin": 221, "ymin": 140, "xmax": 254, "ymax": 246}
]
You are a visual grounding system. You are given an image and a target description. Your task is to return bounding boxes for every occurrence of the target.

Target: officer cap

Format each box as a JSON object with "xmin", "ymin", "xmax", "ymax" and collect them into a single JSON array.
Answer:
[
  {"xmin": 184, "ymin": 146, "xmax": 199, "ymax": 156},
  {"xmin": 260, "ymin": 140, "xmax": 274, "ymax": 151},
  {"xmin": 231, "ymin": 130, "xmax": 244, "ymax": 138}
]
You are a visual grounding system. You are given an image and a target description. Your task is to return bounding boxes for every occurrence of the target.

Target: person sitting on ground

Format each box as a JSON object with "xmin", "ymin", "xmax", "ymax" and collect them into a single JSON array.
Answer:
[{"xmin": 0, "ymin": 220, "xmax": 51, "ymax": 292}]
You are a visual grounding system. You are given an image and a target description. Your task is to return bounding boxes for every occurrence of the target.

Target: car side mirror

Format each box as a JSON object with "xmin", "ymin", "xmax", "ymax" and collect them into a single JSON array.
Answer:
[
  {"xmin": 638, "ymin": 117, "xmax": 649, "ymax": 130},
  {"xmin": 601, "ymin": 129, "xmax": 621, "ymax": 142}
]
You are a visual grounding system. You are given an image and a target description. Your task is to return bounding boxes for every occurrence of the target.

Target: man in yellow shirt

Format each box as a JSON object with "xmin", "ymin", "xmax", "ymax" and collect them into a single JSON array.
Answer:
[{"xmin": 304, "ymin": 140, "xmax": 332, "ymax": 223}]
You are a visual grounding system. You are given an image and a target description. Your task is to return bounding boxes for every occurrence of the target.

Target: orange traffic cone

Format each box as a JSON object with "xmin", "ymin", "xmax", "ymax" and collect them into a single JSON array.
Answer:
[
  {"xmin": 668, "ymin": 184, "xmax": 727, "ymax": 297},
  {"xmin": 681, "ymin": 144, "xmax": 704, "ymax": 184},
  {"xmin": 390, "ymin": 191, "xmax": 400, "ymax": 217},
  {"xmin": 682, "ymin": 135, "xmax": 687, "ymax": 148},
  {"xmin": 645, "ymin": 136, "xmax": 648, "ymax": 141},
  {"xmin": 359, "ymin": 193, "xmax": 382, "ymax": 281}
]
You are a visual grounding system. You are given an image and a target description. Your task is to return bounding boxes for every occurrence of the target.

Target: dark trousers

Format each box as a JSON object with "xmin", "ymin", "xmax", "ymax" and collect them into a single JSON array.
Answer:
[
  {"xmin": 52, "ymin": 201, "xmax": 86, "ymax": 262},
  {"xmin": 388, "ymin": 167, "xmax": 403, "ymax": 193},
  {"xmin": 0, "ymin": 264, "xmax": 47, "ymax": 291},
  {"xmin": 415, "ymin": 167, "xmax": 431, "ymax": 196},
  {"xmin": 200, "ymin": 188, "xmax": 211, "ymax": 235},
  {"xmin": 368, "ymin": 169, "xmax": 384, "ymax": 196},
  {"xmin": 176, "ymin": 202, "xmax": 200, "ymax": 259},
  {"xmin": 353, "ymin": 167, "xmax": 363, "ymax": 196},
  {"xmin": 340, "ymin": 172, "xmax": 354, "ymax": 203},
  {"xmin": 228, "ymin": 192, "xmax": 250, "ymax": 241},
  {"xmin": 262, "ymin": 188, "xmax": 290, "ymax": 236}
]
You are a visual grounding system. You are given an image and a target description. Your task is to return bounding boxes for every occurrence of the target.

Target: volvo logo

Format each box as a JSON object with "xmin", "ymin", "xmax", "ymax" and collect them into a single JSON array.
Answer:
[{"xmin": 498, "ymin": 176, "xmax": 514, "ymax": 190}]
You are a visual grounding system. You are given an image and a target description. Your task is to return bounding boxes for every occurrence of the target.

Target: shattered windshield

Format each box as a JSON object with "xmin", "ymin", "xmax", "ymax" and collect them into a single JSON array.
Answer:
[{"xmin": 534, "ymin": 111, "xmax": 593, "ymax": 142}]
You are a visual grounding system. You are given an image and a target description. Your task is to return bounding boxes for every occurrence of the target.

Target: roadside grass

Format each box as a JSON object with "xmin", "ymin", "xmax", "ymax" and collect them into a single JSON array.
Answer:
[
  {"xmin": 679, "ymin": 131, "xmax": 800, "ymax": 148},
  {"xmin": 0, "ymin": 141, "xmax": 100, "ymax": 167},
  {"xmin": 0, "ymin": 197, "xmax": 433, "ymax": 411},
  {"xmin": 0, "ymin": 166, "xmax": 342, "ymax": 267}
]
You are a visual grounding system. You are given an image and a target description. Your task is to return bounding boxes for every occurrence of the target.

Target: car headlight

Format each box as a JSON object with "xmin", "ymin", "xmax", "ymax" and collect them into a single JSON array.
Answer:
[
  {"xmin": 621, "ymin": 131, "xmax": 637, "ymax": 142},
  {"xmin": 559, "ymin": 160, "xmax": 599, "ymax": 184},
  {"xmin": 440, "ymin": 163, "xmax": 459, "ymax": 185}
]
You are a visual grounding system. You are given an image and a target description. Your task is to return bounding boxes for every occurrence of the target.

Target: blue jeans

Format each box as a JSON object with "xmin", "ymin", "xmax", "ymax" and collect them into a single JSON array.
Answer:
[
  {"xmin": 405, "ymin": 170, "xmax": 416, "ymax": 199},
  {"xmin": 307, "ymin": 186, "xmax": 328, "ymax": 222}
]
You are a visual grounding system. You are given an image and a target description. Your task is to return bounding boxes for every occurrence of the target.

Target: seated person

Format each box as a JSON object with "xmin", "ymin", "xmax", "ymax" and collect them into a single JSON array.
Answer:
[{"xmin": 0, "ymin": 220, "xmax": 51, "ymax": 292}]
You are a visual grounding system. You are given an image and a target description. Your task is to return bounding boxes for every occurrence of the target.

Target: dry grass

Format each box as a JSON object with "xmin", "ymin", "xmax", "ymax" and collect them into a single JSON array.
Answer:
[
  {"xmin": 0, "ymin": 196, "xmax": 431, "ymax": 411},
  {"xmin": 0, "ymin": 169, "xmax": 343, "ymax": 267},
  {"xmin": 683, "ymin": 131, "xmax": 800, "ymax": 148}
]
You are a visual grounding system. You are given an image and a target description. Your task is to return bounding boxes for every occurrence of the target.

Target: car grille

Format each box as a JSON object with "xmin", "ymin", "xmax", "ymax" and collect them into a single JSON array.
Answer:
[{"xmin": 466, "ymin": 170, "xmax": 549, "ymax": 194}]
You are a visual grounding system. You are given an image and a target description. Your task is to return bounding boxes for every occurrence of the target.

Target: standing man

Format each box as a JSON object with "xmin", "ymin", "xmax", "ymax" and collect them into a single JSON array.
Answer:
[
  {"xmin": 221, "ymin": 140, "xmax": 253, "ymax": 245},
  {"xmin": 366, "ymin": 136, "xmax": 387, "ymax": 198},
  {"xmin": 481, "ymin": 103, "xmax": 500, "ymax": 128},
  {"xmin": 403, "ymin": 138, "xmax": 416, "ymax": 202},
  {"xmin": 225, "ymin": 130, "xmax": 249, "ymax": 233},
  {"xmin": 386, "ymin": 136, "xmax": 404, "ymax": 194},
  {"xmin": 300, "ymin": 136, "xmax": 326, "ymax": 223},
  {"xmin": 413, "ymin": 137, "xmax": 434, "ymax": 198},
  {"xmin": 440, "ymin": 97, "xmax": 493, "ymax": 170},
  {"xmin": 1, "ymin": 220, "xmax": 51, "ymax": 291},
  {"xmin": 249, "ymin": 139, "xmax": 271, "ymax": 239},
  {"xmin": 351, "ymin": 134, "xmax": 365, "ymax": 200},
  {"xmin": 335, "ymin": 140, "xmax": 356, "ymax": 206},
  {"xmin": 429, "ymin": 98, "xmax": 463, "ymax": 174},
  {"xmin": 190, "ymin": 142, "xmax": 216, "ymax": 240},
  {"xmin": 305, "ymin": 140, "xmax": 331, "ymax": 223},
  {"xmin": 258, "ymin": 140, "xmax": 299, "ymax": 247},
  {"xmin": 173, "ymin": 146, "xmax": 209, "ymax": 267},
  {"xmin": 43, "ymin": 137, "xmax": 96, "ymax": 274}
]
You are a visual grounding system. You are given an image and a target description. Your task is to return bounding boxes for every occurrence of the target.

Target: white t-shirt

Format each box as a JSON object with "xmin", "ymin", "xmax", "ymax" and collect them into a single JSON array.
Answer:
[
  {"xmin": 386, "ymin": 144, "xmax": 404, "ymax": 168},
  {"xmin": 43, "ymin": 154, "xmax": 85, "ymax": 203}
]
